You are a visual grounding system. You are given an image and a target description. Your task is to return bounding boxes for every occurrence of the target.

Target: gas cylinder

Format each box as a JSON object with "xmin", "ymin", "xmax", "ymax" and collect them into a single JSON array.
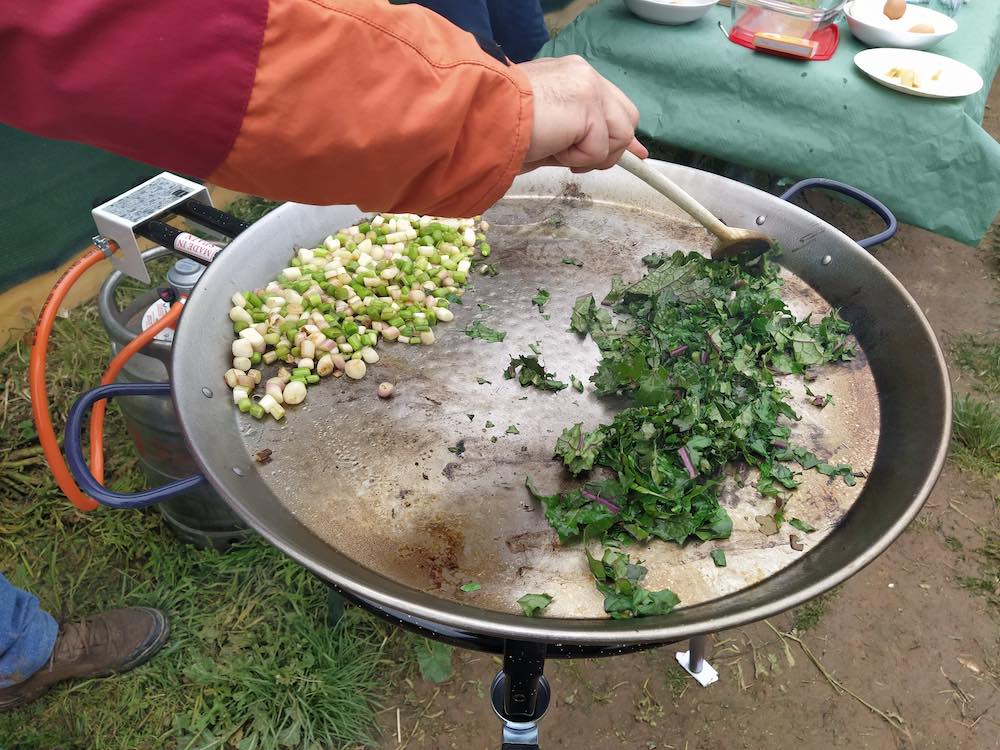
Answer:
[{"xmin": 98, "ymin": 247, "xmax": 250, "ymax": 550}]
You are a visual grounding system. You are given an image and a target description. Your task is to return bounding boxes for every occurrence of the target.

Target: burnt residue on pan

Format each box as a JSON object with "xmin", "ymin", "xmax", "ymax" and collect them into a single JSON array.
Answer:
[
  {"xmin": 398, "ymin": 520, "xmax": 465, "ymax": 589},
  {"xmin": 251, "ymin": 194, "xmax": 880, "ymax": 619}
]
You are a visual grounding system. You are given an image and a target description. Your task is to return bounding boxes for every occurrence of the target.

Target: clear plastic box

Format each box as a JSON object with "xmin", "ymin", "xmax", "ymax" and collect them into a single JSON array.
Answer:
[{"xmin": 731, "ymin": 0, "xmax": 846, "ymax": 41}]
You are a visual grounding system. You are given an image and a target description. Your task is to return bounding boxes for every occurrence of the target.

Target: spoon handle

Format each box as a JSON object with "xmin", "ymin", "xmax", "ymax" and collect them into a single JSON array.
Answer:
[{"xmin": 617, "ymin": 150, "xmax": 731, "ymax": 240}]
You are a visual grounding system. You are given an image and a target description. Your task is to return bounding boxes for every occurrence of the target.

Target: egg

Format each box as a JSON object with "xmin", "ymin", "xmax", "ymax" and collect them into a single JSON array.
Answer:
[
  {"xmin": 908, "ymin": 23, "xmax": 935, "ymax": 33},
  {"xmin": 883, "ymin": 0, "xmax": 906, "ymax": 20}
]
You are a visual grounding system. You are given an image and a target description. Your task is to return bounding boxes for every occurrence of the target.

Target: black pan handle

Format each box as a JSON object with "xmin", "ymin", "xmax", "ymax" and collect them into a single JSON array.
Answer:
[
  {"xmin": 65, "ymin": 382, "xmax": 208, "ymax": 509},
  {"xmin": 780, "ymin": 178, "xmax": 898, "ymax": 250}
]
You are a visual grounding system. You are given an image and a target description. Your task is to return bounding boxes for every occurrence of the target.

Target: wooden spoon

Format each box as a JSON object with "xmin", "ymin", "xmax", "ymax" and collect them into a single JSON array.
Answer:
[{"xmin": 617, "ymin": 151, "xmax": 773, "ymax": 261}]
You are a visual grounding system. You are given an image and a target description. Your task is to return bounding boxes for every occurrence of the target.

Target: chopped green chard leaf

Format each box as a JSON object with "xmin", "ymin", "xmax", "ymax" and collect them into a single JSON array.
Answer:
[
  {"xmin": 789, "ymin": 518, "xmax": 816, "ymax": 533},
  {"xmin": 570, "ymin": 374, "xmax": 585, "ymax": 393},
  {"xmin": 532, "ymin": 288, "xmax": 551, "ymax": 312},
  {"xmin": 485, "ymin": 420, "xmax": 495, "ymax": 428},
  {"xmin": 460, "ymin": 582, "xmax": 482, "ymax": 592},
  {"xmin": 517, "ymin": 593, "xmax": 553, "ymax": 617},
  {"xmin": 710, "ymin": 549, "xmax": 727, "ymax": 567},
  {"xmin": 464, "ymin": 320, "xmax": 506, "ymax": 342},
  {"xmin": 588, "ymin": 548, "xmax": 680, "ymax": 619},
  {"xmin": 535, "ymin": 250, "xmax": 856, "ymax": 559},
  {"xmin": 506, "ymin": 425, "xmax": 520, "ymax": 435},
  {"xmin": 505, "ymin": 353, "xmax": 567, "ymax": 392},
  {"xmin": 477, "ymin": 302, "xmax": 491, "ymax": 311},
  {"xmin": 529, "ymin": 341, "xmax": 542, "ymax": 356},
  {"xmin": 562, "ymin": 257, "xmax": 584, "ymax": 267},
  {"xmin": 554, "ymin": 423, "xmax": 606, "ymax": 475},
  {"xmin": 476, "ymin": 377, "xmax": 492, "ymax": 385}
]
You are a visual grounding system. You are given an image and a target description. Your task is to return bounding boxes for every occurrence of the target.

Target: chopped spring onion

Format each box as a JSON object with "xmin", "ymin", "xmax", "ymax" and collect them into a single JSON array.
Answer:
[{"xmin": 223, "ymin": 213, "xmax": 488, "ymax": 419}]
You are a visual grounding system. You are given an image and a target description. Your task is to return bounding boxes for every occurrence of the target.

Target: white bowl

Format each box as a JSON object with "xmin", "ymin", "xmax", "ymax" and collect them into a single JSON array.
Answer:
[
  {"xmin": 845, "ymin": 1, "xmax": 957, "ymax": 50},
  {"xmin": 624, "ymin": 0, "xmax": 717, "ymax": 26}
]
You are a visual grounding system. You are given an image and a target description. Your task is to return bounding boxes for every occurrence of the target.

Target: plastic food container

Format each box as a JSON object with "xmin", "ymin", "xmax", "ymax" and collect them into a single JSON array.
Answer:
[{"xmin": 731, "ymin": 0, "xmax": 846, "ymax": 41}]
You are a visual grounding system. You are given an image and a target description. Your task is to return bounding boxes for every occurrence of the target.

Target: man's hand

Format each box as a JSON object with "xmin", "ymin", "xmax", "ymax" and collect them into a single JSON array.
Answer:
[{"xmin": 519, "ymin": 55, "xmax": 648, "ymax": 174}]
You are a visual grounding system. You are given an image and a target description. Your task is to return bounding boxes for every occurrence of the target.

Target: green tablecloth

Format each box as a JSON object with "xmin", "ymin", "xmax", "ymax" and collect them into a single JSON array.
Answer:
[
  {"xmin": 0, "ymin": 126, "xmax": 154, "ymax": 293},
  {"xmin": 542, "ymin": 1, "xmax": 1000, "ymax": 246}
]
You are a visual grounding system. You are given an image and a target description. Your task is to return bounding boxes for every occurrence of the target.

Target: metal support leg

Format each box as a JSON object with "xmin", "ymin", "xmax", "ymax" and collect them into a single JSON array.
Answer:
[
  {"xmin": 491, "ymin": 641, "xmax": 550, "ymax": 749},
  {"xmin": 326, "ymin": 587, "xmax": 346, "ymax": 626},
  {"xmin": 689, "ymin": 633, "xmax": 707, "ymax": 673},
  {"xmin": 676, "ymin": 633, "xmax": 719, "ymax": 687}
]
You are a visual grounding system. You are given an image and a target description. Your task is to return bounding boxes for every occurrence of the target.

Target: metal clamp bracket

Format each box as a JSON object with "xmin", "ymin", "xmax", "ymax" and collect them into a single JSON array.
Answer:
[{"xmin": 491, "ymin": 641, "xmax": 550, "ymax": 749}]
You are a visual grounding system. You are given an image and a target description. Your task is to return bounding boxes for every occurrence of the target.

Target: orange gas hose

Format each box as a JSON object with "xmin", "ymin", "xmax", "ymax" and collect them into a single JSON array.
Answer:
[
  {"xmin": 88, "ymin": 301, "xmax": 184, "ymax": 481},
  {"xmin": 29, "ymin": 247, "xmax": 107, "ymax": 511}
]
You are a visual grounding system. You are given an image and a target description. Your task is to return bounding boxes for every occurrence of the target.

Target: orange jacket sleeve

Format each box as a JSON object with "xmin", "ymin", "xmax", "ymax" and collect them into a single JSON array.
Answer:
[{"xmin": 0, "ymin": 0, "xmax": 533, "ymax": 217}]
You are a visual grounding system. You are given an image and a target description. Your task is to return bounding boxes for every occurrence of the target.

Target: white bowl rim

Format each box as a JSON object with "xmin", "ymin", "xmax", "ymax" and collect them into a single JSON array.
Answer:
[{"xmin": 628, "ymin": 0, "xmax": 719, "ymax": 8}]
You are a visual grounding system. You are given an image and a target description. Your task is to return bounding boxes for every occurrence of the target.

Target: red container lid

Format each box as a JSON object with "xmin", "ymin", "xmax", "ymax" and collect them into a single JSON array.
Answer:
[{"xmin": 729, "ymin": 22, "xmax": 840, "ymax": 61}]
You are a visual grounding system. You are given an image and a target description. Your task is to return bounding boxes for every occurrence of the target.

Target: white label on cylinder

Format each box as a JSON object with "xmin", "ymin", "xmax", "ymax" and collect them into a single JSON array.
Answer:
[
  {"xmin": 141, "ymin": 299, "xmax": 175, "ymax": 342},
  {"xmin": 174, "ymin": 232, "xmax": 220, "ymax": 263}
]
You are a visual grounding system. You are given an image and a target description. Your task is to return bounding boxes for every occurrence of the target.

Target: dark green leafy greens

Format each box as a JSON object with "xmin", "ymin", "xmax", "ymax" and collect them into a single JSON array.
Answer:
[
  {"xmin": 532, "ymin": 288, "xmax": 551, "ymax": 311},
  {"xmin": 562, "ymin": 257, "xmax": 583, "ymax": 267},
  {"xmin": 553, "ymin": 423, "xmax": 606, "ymax": 475},
  {"xmin": 570, "ymin": 374, "xmax": 585, "ymax": 393},
  {"xmin": 464, "ymin": 320, "xmax": 506, "ymax": 342},
  {"xmin": 587, "ymin": 548, "xmax": 680, "ymax": 619},
  {"xmin": 505, "ymin": 353, "xmax": 567, "ymax": 392},
  {"xmin": 460, "ymin": 582, "xmax": 481, "ymax": 592},
  {"xmin": 789, "ymin": 517, "xmax": 816, "ymax": 533},
  {"xmin": 517, "ymin": 593, "xmax": 553, "ymax": 617},
  {"xmin": 710, "ymin": 549, "xmax": 727, "ymax": 567},
  {"xmin": 538, "ymin": 250, "xmax": 857, "ymax": 557}
]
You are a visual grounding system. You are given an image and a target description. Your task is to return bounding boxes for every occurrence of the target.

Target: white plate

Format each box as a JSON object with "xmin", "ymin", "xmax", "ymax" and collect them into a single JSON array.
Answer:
[
  {"xmin": 845, "ymin": 1, "xmax": 957, "ymax": 50},
  {"xmin": 854, "ymin": 48, "xmax": 984, "ymax": 99}
]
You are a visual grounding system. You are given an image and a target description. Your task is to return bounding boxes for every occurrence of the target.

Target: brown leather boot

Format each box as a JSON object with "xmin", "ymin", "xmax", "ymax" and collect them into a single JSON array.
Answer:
[{"xmin": 0, "ymin": 607, "xmax": 169, "ymax": 711}]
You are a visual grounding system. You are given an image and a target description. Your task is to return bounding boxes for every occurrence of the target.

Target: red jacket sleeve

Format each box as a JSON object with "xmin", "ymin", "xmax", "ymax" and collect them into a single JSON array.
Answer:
[{"xmin": 0, "ymin": 0, "xmax": 533, "ymax": 217}]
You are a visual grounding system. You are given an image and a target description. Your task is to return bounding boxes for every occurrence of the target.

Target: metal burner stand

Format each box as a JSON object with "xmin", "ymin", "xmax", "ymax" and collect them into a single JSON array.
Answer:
[{"xmin": 326, "ymin": 587, "xmax": 714, "ymax": 749}]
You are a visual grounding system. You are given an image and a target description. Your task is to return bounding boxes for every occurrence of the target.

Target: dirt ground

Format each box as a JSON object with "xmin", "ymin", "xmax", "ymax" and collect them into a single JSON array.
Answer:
[{"xmin": 372, "ymin": 78, "xmax": 1000, "ymax": 749}]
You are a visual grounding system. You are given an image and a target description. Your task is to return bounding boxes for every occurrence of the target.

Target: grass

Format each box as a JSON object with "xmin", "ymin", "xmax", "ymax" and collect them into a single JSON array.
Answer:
[
  {"xmin": 953, "ymin": 336, "xmax": 1000, "ymax": 394},
  {"xmin": 223, "ymin": 195, "xmax": 282, "ymax": 225},
  {"xmin": 663, "ymin": 664, "xmax": 690, "ymax": 699},
  {"xmin": 955, "ymin": 531, "xmax": 1000, "ymax": 612},
  {"xmin": 0, "ymin": 300, "xmax": 404, "ymax": 749},
  {"xmin": 950, "ymin": 395, "xmax": 1000, "ymax": 477},
  {"xmin": 791, "ymin": 587, "xmax": 841, "ymax": 632}
]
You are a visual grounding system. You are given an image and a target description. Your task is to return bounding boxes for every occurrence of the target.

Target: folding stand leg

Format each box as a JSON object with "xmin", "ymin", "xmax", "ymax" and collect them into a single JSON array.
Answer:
[
  {"xmin": 491, "ymin": 641, "xmax": 550, "ymax": 749},
  {"xmin": 676, "ymin": 633, "xmax": 719, "ymax": 687},
  {"xmin": 326, "ymin": 587, "xmax": 346, "ymax": 626}
]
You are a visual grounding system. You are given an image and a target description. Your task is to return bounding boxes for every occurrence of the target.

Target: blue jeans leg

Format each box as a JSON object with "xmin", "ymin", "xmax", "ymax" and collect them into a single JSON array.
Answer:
[{"xmin": 0, "ymin": 573, "xmax": 58, "ymax": 688}]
